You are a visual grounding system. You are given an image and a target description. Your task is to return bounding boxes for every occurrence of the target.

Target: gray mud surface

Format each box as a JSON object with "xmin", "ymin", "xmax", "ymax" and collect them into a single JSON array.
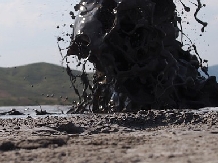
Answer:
[{"xmin": 0, "ymin": 109, "xmax": 218, "ymax": 163}]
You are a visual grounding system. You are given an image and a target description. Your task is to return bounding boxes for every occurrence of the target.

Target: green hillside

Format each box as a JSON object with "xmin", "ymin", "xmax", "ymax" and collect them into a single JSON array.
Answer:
[{"xmin": 0, "ymin": 62, "xmax": 89, "ymax": 106}]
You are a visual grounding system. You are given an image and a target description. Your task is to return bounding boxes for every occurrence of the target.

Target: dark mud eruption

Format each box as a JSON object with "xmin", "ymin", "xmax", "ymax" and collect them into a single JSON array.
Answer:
[{"xmin": 64, "ymin": 0, "xmax": 218, "ymax": 113}]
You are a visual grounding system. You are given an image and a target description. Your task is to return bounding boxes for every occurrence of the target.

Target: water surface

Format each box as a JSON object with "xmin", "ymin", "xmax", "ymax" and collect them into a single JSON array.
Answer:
[
  {"xmin": 0, "ymin": 105, "xmax": 218, "ymax": 119},
  {"xmin": 0, "ymin": 105, "xmax": 72, "ymax": 119}
]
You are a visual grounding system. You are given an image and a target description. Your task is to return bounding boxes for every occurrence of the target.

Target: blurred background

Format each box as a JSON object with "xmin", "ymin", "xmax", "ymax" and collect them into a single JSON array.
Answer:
[{"xmin": 0, "ymin": 0, "xmax": 217, "ymax": 107}]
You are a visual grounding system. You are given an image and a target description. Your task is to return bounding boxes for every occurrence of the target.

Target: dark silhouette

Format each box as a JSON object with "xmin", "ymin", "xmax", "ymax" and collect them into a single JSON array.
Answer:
[{"xmin": 65, "ymin": 0, "xmax": 218, "ymax": 113}]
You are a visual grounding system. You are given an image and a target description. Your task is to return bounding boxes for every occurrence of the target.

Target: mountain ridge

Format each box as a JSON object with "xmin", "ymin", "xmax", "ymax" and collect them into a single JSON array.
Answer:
[{"xmin": 208, "ymin": 64, "xmax": 218, "ymax": 79}]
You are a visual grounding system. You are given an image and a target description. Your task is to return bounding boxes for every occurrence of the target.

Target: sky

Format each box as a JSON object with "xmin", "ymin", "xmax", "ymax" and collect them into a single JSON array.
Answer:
[{"xmin": 0, "ymin": 0, "xmax": 218, "ymax": 69}]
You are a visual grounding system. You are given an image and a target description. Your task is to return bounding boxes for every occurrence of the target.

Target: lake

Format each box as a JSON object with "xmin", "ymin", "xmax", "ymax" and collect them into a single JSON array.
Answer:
[
  {"xmin": 0, "ymin": 105, "xmax": 218, "ymax": 119},
  {"xmin": 0, "ymin": 105, "xmax": 72, "ymax": 119}
]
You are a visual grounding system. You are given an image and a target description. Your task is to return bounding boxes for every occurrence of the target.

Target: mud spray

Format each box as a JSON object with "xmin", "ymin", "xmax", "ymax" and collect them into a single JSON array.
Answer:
[{"xmin": 58, "ymin": 0, "xmax": 218, "ymax": 113}]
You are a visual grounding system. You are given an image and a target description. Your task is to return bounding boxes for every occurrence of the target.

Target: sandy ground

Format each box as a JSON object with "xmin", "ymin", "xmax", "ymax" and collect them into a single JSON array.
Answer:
[{"xmin": 0, "ymin": 109, "xmax": 218, "ymax": 163}]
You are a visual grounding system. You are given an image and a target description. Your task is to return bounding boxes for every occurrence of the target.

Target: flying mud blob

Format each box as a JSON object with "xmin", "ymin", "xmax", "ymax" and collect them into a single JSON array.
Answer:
[{"xmin": 65, "ymin": 0, "xmax": 218, "ymax": 113}]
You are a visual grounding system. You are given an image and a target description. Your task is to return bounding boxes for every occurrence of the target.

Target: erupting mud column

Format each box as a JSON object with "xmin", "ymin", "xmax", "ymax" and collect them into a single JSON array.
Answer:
[{"xmin": 66, "ymin": 0, "xmax": 218, "ymax": 113}]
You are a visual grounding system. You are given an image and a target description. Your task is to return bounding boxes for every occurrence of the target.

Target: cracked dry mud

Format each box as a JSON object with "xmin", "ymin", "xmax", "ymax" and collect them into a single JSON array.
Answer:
[{"xmin": 0, "ymin": 109, "xmax": 218, "ymax": 163}]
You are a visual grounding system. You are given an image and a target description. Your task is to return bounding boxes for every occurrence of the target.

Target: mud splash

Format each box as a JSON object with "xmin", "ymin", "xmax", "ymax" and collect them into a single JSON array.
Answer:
[{"xmin": 64, "ymin": 0, "xmax": 218, "ymax": 113}]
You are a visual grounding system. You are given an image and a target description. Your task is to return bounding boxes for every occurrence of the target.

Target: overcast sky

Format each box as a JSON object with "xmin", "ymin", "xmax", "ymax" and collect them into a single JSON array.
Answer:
[{"xmin": 0, "ymin": 0, "xmax": 217, "ymax": 69}]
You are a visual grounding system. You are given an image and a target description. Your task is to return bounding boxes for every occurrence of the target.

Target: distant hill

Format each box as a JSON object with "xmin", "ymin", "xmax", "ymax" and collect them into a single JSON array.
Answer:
[
  {"xmin": 0, "ymin": 62, "xmax": 90, "ymax": 106},
  {"xmin": 0, "ymin": 62, "xmax": 217, "ymax": 106},
  {"xmin": 208, "ymin": 64, "xmax": 218, "ymax": 79}
]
